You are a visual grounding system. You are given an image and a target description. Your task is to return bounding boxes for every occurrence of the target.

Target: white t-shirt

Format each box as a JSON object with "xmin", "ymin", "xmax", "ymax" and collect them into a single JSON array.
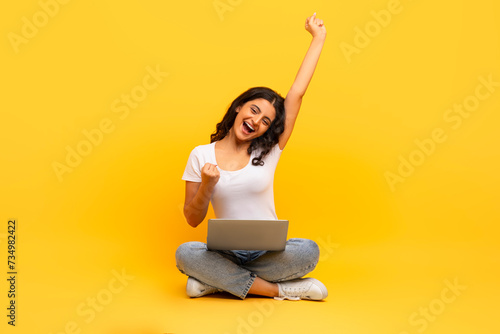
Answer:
[{"xmin": 182, "ymin": 141, "xmax": 283, "ymax": 219}]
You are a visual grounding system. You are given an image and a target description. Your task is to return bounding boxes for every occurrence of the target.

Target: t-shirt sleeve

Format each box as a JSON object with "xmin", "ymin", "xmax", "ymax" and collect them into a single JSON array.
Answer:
[{"xmin": 182, "ymin": 147, "xmax": 202, "ymax": 182}]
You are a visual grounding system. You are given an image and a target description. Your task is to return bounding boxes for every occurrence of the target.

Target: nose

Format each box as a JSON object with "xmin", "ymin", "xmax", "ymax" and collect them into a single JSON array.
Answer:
[
  {"xmin": 253, "ymin": 115, "xmax": 264, "ymax": 126},
  {"xmin": 248, "ymin": 117, "xmax": 258, "ymax": 129}
]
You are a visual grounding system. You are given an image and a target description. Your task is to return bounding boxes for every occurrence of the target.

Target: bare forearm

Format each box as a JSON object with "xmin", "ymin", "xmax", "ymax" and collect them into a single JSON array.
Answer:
[
  {"xmin": 184, "ymin": 184, "xmax": 214, "ymax": 228},
  {"xmin": 288, "ymin": 36, "xmax": 326, "ymax": 98}
]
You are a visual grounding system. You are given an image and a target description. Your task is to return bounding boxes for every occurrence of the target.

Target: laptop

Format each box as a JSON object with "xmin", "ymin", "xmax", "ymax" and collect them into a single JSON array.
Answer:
[{"xmin": 206, "ymin": 219, "xmax": 289, "ymax": 251}]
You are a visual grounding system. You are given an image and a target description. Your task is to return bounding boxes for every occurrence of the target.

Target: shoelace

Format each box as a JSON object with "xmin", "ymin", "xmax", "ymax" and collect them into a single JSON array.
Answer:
[{"xmin": 274, "ymin": 282, "xmax": 311, "ymax": 301}]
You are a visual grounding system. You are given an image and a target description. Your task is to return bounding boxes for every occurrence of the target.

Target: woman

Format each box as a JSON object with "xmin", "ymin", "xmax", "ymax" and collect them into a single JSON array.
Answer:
[{"xmin": 176, "ymin": 13, "xmax": 327, "ymax": 300}]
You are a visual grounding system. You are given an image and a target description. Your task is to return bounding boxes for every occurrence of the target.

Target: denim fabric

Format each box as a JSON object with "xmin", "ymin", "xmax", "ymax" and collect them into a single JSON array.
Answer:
[{"xmin": 175, "ymin": 238, "xmax": 320, "ymax": 299}]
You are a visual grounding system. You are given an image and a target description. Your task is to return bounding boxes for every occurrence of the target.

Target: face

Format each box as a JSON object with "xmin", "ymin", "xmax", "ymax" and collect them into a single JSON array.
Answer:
[{"xmin": 234, "ymin": 98, "xmax": 276, "ymax": 141}]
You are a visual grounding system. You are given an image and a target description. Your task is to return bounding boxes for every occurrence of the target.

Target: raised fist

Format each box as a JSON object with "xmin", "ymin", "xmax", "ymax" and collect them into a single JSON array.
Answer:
[{"xmin": 201, "ymin": 163, "xmax": 220, "ymax": 188}]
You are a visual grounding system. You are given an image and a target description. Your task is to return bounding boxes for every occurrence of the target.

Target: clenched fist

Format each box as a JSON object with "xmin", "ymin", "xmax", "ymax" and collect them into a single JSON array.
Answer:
[
  {"xmin": 201, "ymin": 163, "xmax": 220, "ymax": 188},
  {"xmin": 305, "ymin": 12, "xmax": 326, "ymax": 39}
]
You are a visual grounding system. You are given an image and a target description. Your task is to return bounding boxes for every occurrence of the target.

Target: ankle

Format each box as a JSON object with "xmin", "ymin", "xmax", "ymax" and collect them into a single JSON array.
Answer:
[
  {"xmin": 248, "ymin": 278, "xmax": 280, "ymax": 297},
  {"xmin": 270, "ymin": 283, "xmax": 279, "ymax": 297}
]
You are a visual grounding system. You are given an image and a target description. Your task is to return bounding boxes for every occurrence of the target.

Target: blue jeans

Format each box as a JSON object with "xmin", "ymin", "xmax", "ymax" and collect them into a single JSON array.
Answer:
[{"xmin": 175, "ymin": 238, "xmax": 320, "ymax": 299}]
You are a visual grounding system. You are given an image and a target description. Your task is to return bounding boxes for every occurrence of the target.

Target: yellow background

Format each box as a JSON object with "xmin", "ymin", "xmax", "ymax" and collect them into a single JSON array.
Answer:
[{"xmin": 1, "ymin": 0, "xmax": 499, "ymax": 333}]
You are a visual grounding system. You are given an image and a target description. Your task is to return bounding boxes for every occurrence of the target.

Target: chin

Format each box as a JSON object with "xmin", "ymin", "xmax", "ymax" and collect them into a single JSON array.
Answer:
[
  {"xmin": 237, "ymin": 130, "xmax": 255, "ymax": 141},
  {"xmin": 239, "ymin": 135, "xmax": 254, "ymax": 142}
]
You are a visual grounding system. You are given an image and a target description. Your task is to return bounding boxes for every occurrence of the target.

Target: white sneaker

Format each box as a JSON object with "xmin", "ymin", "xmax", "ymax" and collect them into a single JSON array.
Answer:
[
  {"xmin": 275, "ymin": 277, "xmax": 328, "ymax": 301},
  {"xmin": 186, "ymin": 277, "xmax": 223, "ymax": 298}
]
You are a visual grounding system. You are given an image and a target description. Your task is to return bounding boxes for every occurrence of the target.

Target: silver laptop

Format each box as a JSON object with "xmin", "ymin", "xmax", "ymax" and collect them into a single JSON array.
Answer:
[{"xmin": 206, "ymin": 219, "xmax": 289, "ymax": 251}]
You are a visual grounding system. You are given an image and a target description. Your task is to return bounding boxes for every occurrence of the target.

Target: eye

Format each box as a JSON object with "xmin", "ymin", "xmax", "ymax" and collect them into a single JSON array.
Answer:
[
  {"xmin": 263, "ymin": 120, "xmax": 270, "ymax": 126},
  {"xmin": 251, "ymin": 108, "xmax": 257, "ymax": 114}
]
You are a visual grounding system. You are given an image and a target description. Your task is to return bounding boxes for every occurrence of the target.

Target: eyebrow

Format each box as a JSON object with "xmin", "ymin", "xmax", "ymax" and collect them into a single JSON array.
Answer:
[{"xmin": 251, "ymin": 104, "xmax": 272, "ymax": 123}]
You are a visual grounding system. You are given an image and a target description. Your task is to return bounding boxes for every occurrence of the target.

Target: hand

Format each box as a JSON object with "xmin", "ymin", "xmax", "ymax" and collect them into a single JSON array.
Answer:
[
  {"xmin": 201, "ymin": 163, "xmax": 220, "ymax": 188},
  {"xmin": 305, "ymin": 12, "xmax": 326, "ymax": 39}
]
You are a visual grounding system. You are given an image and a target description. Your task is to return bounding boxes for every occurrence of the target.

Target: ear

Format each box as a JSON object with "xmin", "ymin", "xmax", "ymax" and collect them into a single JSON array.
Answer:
[{"xmin": 236, "ymin": 106, "xmax": 241, "ymax": 113}]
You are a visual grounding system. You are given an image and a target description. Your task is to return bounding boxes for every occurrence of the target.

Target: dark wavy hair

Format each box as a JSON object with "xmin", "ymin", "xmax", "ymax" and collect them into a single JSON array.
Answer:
[{"xmin": 210, "ymin": 87, "xmax": 286, "ymax": 166}]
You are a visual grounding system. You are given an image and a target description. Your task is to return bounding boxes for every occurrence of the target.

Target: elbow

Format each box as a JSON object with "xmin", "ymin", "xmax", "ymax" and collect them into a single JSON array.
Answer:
[
  {"xmin": 184, "ymin": 216, "xmax": 198, "ymax": 228},
  {"xmin": 187, "ymin": 218, "xmax": 199, "ymax": 228},
  {"xmin": 184, "ymin": 209, "xmax": 201, "ymax": 228}
]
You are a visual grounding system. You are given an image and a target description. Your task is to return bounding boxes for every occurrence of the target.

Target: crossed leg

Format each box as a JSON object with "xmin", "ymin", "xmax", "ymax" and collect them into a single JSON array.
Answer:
[{"xmin": 175, "ymin": 238, "xmax": 320, "ymax": 299}]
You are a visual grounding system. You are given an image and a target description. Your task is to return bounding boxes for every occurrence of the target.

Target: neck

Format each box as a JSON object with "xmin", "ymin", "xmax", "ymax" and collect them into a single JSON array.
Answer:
[{"xmin": 219, "ymin": 128, "xmax": 251, "ymax": 153}]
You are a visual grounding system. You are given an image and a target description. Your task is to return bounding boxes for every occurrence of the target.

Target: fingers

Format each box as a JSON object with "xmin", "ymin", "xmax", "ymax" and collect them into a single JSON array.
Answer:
[
  {"xmin": 306, "ymin": 12, "xmax": 324, "ymax": 27},
  {"xmin": 202, "ymin": 163, "xmax": 220, "ymax": 176},
  {"xmin": 203, "ymin": 163, "xmax": 218, "ymax": 173},
  {"xmin": 204, "ymin": 162, "xmax": 217, "ymax": 168},
  {"xmin": 201, "ymin": 163, "xmax": 220, "ymax": 187},
  {"xmin": 306, "ymin": 13, "xmax": 315, "ymax": 24}
]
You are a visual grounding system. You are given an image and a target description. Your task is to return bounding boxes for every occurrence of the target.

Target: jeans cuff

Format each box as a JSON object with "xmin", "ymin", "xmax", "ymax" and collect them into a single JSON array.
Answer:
[{"xmin": 240, "ymin": 272, "xmax": 257, "ymax": 299}]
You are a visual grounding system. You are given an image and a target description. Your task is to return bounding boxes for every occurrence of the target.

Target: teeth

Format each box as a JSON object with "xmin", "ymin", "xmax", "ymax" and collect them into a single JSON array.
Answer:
[{"xmin": 244, "ymin": 121, "xmax": 254, "ymax": 131}]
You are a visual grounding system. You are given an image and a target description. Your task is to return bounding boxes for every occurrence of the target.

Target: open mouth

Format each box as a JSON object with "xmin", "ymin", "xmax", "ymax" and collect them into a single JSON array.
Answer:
[{"xmin": 242, "ymin": 121, "xmax": 255, "ymax": 134}]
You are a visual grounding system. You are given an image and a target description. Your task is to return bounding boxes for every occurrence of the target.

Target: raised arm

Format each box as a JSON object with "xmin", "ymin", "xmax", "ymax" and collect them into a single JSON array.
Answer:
[{"xmin": 279, "ymin": 13, "xmax": 327, "ymax": 150}]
